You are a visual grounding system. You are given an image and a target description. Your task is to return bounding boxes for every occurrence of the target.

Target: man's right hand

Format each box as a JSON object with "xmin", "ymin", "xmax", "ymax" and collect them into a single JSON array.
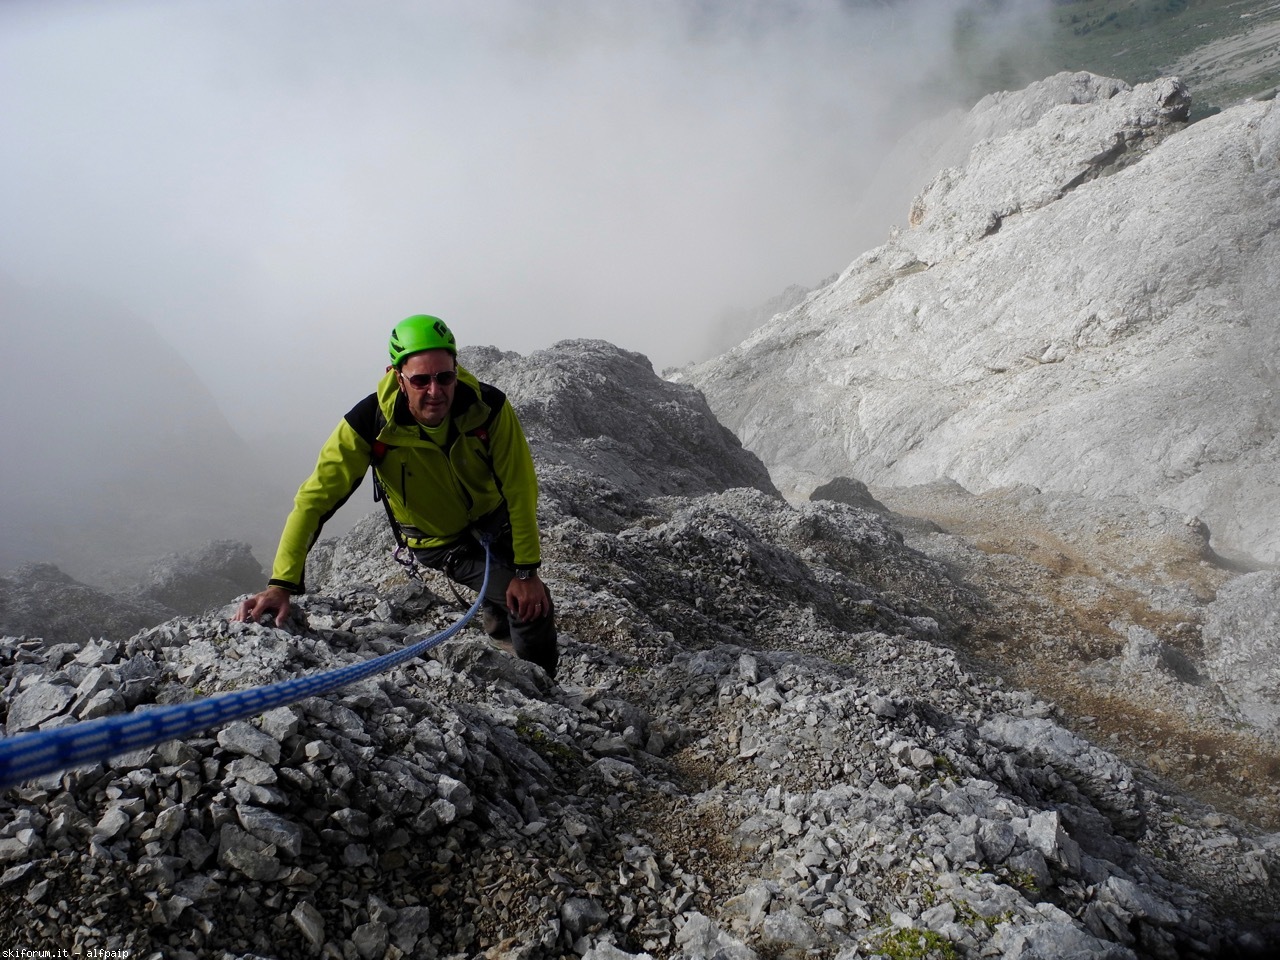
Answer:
[{"xmin": 234, "ymin": 586, "xmax": 293, "ymax": 626}]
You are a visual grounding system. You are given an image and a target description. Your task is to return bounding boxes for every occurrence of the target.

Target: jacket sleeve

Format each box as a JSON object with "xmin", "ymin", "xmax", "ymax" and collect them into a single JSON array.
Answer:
[
  {"xmin": 269, "ymin": 418, "xmax": 373, "ymax": 591},
  {"xmin": 488, "ymin": 400, "xmax": 542, "ymax": 569}
]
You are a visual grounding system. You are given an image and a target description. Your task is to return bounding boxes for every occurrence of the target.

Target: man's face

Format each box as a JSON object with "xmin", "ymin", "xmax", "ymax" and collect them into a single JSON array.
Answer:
[{"xmin": 398, "ymin": 349, "xmax": 457, "ymax": 427}]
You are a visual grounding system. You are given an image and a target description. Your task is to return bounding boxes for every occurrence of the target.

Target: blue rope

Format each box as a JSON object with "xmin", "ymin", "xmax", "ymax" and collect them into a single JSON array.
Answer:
[{"xmin": 0, "ymin": 544, "xmax": 490, "ymax": 792}]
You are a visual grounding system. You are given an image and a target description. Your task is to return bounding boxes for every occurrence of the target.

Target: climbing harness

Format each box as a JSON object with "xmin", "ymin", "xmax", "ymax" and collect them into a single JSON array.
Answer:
[{"xmin": 0, "ymin": 541, "xmax": 493, "ymax": 792}]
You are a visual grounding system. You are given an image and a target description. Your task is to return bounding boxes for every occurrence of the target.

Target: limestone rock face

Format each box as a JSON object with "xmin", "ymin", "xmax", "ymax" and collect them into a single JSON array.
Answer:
[
  {"xmin": 462, "ymin": 339, "xmax": 780, "ymax": 527},
  {"xmin": 683, "ymin": 73, "xmax": 1280, "ymax": 564}
]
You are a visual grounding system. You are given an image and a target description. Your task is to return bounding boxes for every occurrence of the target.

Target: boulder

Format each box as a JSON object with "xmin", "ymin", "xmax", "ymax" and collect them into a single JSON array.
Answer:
[{"xmin": 1202, "ymin": 572, "xmax": 1280, "ymax": 729}]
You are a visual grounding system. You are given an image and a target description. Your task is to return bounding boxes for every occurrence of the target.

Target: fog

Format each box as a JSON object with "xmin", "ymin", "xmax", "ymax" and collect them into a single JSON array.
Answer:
[{"xmin": 1, "ymin": 0, "xmax": 1056, "ymax": 577}]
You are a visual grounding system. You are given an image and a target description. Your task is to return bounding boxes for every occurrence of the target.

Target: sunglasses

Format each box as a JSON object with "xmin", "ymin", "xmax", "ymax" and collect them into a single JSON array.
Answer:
[{"xmin": 401, "ymin": 370, "xmax": 458, "ymax": 388}]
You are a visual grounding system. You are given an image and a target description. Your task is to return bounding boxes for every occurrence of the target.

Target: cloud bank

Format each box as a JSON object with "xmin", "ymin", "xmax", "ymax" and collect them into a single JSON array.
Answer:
[
  {"xmin": 0, "ymin": 0, "xmax": 1057, "ymax": 571},
  {"xmin": 1, "ymin": 1, "xmax": 1057, "ymax": 411}
]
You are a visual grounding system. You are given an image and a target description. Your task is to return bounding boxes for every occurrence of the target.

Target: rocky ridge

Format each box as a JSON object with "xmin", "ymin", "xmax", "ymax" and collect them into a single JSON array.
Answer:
[
  {"xmin": 681, "ymin": 72, "xmax": 1280, "ymax": 566},
  {"xmin": 3, "ymin": 341, "xmax": 1279, "ymax": 959},
  {"xmin": 123, "ymin": 541, "xmax": 268, "ymax": 618},
  {"xmin": 0, "ymin": 563, "xmax": 174, "ymax": 647},
  {"xmin": 461, "ymin": 340, "xmax": 779, "ymax": 507},
  {"xmin": 1, "ymin": 541, "xmax": 267, "ymax": 645}
]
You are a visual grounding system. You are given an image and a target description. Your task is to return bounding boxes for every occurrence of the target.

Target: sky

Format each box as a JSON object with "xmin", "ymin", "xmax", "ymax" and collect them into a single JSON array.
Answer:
[
  {"xmin": 0, "ymin": 0, "xmax": 1058, "ymax": 439},
  {"xmin": 0, "ymin": 0, "xmax": 1070, "ymax": 577}
]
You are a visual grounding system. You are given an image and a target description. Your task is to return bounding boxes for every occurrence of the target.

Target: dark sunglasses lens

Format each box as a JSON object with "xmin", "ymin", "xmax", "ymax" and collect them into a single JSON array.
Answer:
[{"xmin": 407, "ymin": 370, "xmax": 457, "ymax": 388}]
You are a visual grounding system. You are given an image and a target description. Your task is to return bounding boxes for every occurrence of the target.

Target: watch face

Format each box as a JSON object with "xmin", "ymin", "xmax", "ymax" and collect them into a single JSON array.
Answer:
[{"xmin": 517, "ymin": 569, "xmax": 532, "ymax": 580}]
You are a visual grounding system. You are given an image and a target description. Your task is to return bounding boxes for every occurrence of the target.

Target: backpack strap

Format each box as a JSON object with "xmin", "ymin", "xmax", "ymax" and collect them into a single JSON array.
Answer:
[
  {"xmin": 463, "ymin": 382, "xmax": 507, "ymax": 467},
  {"xmin": 344, "ymin": 394, "xmax": 410, "ymax": 551}
]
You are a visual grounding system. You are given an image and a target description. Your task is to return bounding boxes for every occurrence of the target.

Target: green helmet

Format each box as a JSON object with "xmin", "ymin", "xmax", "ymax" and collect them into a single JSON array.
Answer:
[{"xmin": 388, "ymin": 314, "xmax": 457, "ymax": 367}]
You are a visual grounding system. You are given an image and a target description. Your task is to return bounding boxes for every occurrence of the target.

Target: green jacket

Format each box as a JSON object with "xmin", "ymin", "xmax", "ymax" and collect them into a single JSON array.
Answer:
[{"xmin": 269, "ymin": 365, "xmax": 541, "ymax": 591}]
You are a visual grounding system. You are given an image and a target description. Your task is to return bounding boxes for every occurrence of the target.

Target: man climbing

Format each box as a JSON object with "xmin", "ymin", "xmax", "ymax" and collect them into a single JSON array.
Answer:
[{"xmin": 234, "ymin": 314, "xmax": 557, "ymax": 678}]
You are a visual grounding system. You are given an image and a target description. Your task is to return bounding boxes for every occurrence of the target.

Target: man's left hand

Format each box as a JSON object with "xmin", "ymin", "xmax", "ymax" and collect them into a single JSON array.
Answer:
[{"xmin": 507, "ymin": 573, "xmax": 551, "ymax": 622}]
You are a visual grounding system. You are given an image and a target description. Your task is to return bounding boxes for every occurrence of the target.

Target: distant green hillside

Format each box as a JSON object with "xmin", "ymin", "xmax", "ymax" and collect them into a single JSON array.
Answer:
[{"xmin": 953, "ymin": 0, "xmax": 1280, "ymax": 117}]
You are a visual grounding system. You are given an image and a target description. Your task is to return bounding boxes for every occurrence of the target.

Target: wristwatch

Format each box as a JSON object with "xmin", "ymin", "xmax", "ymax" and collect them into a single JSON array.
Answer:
[{"xmin": 515, "ymin": 568, "xmax": 536, "ymax": 581}]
